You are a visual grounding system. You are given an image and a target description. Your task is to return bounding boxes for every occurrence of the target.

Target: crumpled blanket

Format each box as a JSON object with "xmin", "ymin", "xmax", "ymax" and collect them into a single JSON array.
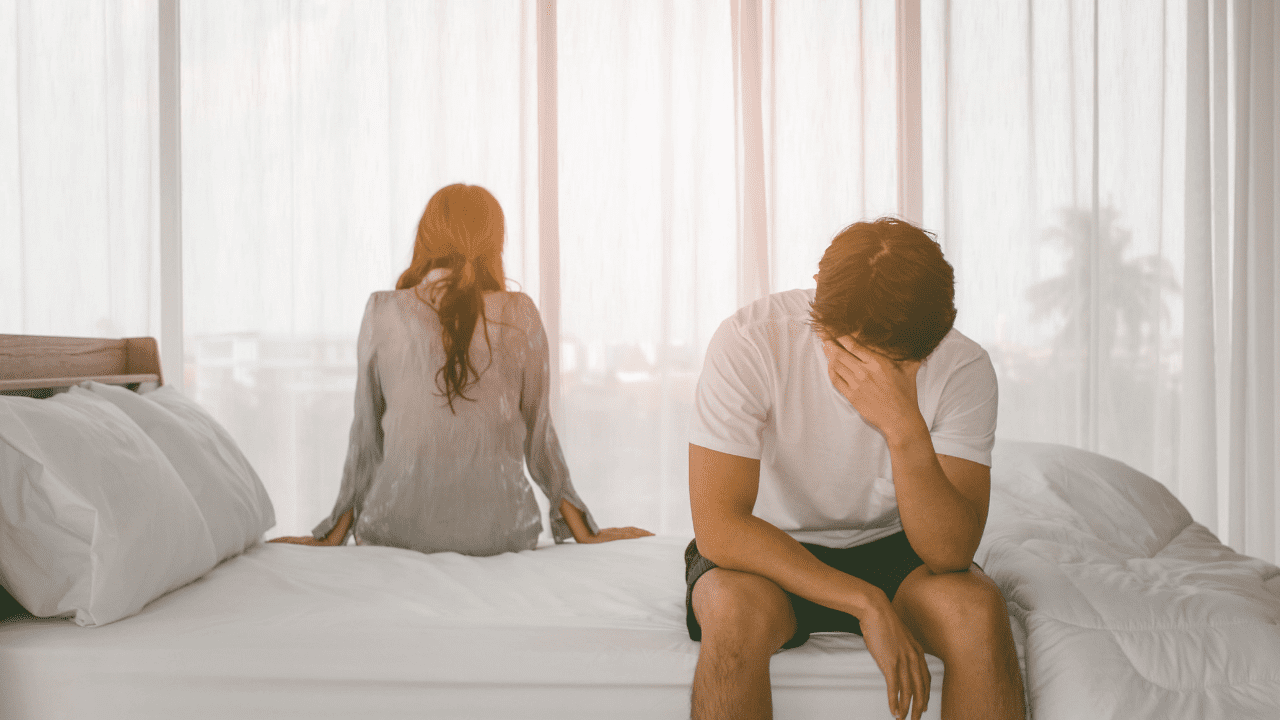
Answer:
[{"xmin": 978, "ymin": 440, "xmax": 1280, "ymax": 719}]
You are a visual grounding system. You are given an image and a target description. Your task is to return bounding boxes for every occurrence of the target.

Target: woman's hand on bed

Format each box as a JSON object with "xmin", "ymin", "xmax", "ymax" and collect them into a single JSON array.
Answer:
[
  {"xmin": 267, "ymin": 509, "xmax": 353, "ymax": 547},
  {"xmin": 267, "ymin": 530, "xmax": 347, "ymax": 546},
  {"xmin": 559, "ymin": 499, "xmax": 653, "ymax": 543},
  {"xmin": 267, "ymin": 532, "xmax": 347, "ymax": 546},
  {"xmin": 575, "ymin": 526, "xmax": 655, "ymax": 543},
  {"xmin": 267, "ymin": 535, "xmax": 325, "ymax": 546},
  {"xmin": 860, "ymin": 600, "xmax": 931, "ymax": 720}
]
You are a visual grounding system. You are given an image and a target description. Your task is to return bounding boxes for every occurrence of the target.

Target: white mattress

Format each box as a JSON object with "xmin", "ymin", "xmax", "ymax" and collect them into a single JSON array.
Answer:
[
  {"xmin": 0, "ymin": 535, "xmax": 952, "ymax": 720},
  {"xmin": 6, "ymin": 439, "xmax": 1275, "ymax": 718}
]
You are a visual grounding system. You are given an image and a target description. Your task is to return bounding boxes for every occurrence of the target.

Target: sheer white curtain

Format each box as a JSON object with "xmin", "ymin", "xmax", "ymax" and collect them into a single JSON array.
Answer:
[
  {"xmin": 910, "ymin": 0, "xmax": 1277, "ymax": 563},
  {"xmin": 176, "ymin": 0, "xmax": 902, "ymax": 538},
  {"xmin": 6, "ymin": 0, "xmax": 1276, "ymax": 562},
  {"xmin": 1184, "ymin": 0, "xmax": 1279, "ymax": 562},
  {"xmin": 918, "ymin": 0, "xmax": 1186, "ymax": 501},
  {"xmin": 554, "ymin": 0, "xmax": 735, "ymax": 532},
  {"xmin": 180, "ymin": 0, "xmax": 538, "ymax": 535},
  {"xmin": 1, "ymin": 0, "xmax": 159, "ymax": 339},
  {"xmin": 555, "ymin": 0, "xmax": 903, "ymax": 534}
]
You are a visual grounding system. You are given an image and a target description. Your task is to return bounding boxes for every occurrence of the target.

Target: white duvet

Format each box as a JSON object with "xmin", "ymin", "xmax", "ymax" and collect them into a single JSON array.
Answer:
[{"xmin": 978, "ymin": 441, "xmax": 1280, "ymax": 719}]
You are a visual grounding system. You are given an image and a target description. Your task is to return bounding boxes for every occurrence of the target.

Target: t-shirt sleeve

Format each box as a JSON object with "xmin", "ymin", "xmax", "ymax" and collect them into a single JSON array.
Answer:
[
  {"xmin": 929, "ymin": 349, "xmax": 999, "ymax": 467},
  {"xmin": 689, "ymin": 318, "xmax": 771, "ymax": 460}
]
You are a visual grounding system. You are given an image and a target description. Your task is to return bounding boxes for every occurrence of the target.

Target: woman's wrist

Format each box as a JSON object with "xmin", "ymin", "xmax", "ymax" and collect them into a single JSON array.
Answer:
[
  {"xmin": 322, "ymin": 508, "xmax": 355, "ymax": 545},
  {"xmin": 558, "ymin": 498, "xmax": 594, "ymax": 542}
]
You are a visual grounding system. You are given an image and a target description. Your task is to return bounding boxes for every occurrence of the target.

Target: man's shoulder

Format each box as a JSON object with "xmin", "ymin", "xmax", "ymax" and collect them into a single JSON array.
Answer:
[
  {"xmin": 926, "ymin": 328, "xmax": 996, "ymax": 386},
  {"xmin": 711, "ymin": 289, "xmax": 817, "ymax": 360},
  {"xmin": 701, "ymin": 290, "xmax": 817, "ymax": 385},
  {"xmin": 721, "ymin": 289, "xmax": 815, "ymax": 333},
  {"xmin": 932, "ymin": 327, "xmax": 988, "ymax": 360}
]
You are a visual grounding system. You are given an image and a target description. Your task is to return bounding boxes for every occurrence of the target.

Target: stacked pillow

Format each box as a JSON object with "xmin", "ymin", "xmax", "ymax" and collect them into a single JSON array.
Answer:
[
  {"xmin": 0, "ymin": 383, "xmax": 274, "ymax": 626},
  {"xmin": 87, "ymin": 383, "xmax": 276, "ymax": 564}
]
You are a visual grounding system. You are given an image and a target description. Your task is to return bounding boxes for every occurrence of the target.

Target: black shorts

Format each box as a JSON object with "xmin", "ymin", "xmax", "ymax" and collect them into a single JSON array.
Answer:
[{"xmin": 684, "ymin": 531, "xmax": 925, "ymax": 649}]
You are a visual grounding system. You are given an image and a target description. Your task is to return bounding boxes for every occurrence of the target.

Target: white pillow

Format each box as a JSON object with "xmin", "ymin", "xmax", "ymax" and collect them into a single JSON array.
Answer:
[
  {"xmin": 0, "ymin": 389, "xmax": 219, "ymax": 626},
  {"xmin": 86, "ymin": 382, "xmax": 275, "ymax": 562},
  {"xmin": 990, "ymin": 440, "xmax": 1193, "ymax": 557}
]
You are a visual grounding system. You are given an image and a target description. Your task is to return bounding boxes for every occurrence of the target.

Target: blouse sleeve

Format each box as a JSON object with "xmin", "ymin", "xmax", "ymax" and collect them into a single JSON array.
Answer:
[
  {"xmin": 312, "ymin": 294, "xmax": 386, "ymax": 543},
  {"xmin": 516, "ymin": 294, "xmax": 600, "ymax": 542}
]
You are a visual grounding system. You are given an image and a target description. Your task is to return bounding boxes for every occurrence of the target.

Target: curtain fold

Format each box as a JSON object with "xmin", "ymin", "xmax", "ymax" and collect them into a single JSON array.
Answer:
[
  {"xmin": 1185, "ymin": 0, "xmax": 1278, "ymax": 562},
  {"xmin": 731, "ymin": 0, "xmax": 770, "ymax": 306},
  {"xmin": 1181, "ymin": 0, "xmax": 1214, "ymax": 528},
  {"xmin": 1232, "ymin": 0, "xmax": 1276, "ymax": 560}
]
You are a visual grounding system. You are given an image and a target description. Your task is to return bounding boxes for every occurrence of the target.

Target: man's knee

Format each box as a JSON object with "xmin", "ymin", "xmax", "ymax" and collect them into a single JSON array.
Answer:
[
  {"xmin": 897, "ymin": 566, "xmax": 1012, "ymax": 657},
  {"xmin": 692, "ymin": 569, "xmax": 797, "ymax": 653}
]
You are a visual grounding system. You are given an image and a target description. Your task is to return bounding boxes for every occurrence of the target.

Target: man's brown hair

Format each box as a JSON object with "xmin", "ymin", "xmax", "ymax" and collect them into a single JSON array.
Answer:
[{"xmin": 809, "ymin": 217, "xmax": 957, "ymax": 362}]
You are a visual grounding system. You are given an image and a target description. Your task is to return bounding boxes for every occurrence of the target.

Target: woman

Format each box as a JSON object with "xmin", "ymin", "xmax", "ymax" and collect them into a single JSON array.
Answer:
[{"xmin": 271, "ymin": 184, "xmax": 650, "ymax": 554}]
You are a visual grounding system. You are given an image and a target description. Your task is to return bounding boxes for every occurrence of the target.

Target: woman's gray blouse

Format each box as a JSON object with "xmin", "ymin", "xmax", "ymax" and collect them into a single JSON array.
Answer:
[{"xmin": 312, "ymin": 276, "xmax": 599, "ymax": 556}]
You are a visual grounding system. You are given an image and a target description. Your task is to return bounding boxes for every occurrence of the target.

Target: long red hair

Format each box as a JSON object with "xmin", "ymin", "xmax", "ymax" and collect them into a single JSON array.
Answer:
[{"xmin": 396, "ymin": 184, "xmax": 507, "ymax": 412}]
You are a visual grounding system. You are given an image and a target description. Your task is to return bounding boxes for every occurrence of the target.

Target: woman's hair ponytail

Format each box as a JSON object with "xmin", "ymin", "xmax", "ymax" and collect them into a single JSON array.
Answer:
[{"xmin": 396, "ymin": 185, "xmax": 506, "ymax": 413}]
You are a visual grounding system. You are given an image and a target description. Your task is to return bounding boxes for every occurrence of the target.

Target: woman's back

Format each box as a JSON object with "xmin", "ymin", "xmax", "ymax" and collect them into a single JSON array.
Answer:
[
  {"xmin": 278, "ymin": 183, "xmax": 646, "ymax": 555},
  {"xmin": 318, "ymin": 277, "xmax": 588, "ymax": 556}
]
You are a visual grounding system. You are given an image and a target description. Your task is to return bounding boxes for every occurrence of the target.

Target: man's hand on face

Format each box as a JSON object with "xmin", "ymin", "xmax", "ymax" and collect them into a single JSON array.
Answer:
[{"xmin": 821, "ymin": 335, "xmax": 928, "ymax": 444}]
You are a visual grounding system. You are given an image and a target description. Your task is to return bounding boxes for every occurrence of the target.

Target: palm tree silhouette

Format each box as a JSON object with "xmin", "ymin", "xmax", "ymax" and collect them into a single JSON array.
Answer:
[{"xmin": 1026, "ymin": 205, "xmax": 1180, "ymax": 363}]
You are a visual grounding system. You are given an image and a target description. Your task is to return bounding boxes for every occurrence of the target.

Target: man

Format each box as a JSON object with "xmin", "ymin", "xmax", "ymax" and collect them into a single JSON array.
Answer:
[{"xmin": 685, "ymin": 217, "xmax": 1025, "ymax": 720}]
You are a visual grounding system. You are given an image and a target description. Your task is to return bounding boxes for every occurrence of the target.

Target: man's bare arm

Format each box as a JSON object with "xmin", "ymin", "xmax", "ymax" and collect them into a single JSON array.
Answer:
[
  {"xmin": 885, "ymin": 436, "xmax": 989, "ymax": 573},
  {"xmin": 822, "ymin": 336, "xmax": 988, "ymax": 574},
  {"xmin": 689, "ymin": 443, "xmax": 887, "ymax": 620}
]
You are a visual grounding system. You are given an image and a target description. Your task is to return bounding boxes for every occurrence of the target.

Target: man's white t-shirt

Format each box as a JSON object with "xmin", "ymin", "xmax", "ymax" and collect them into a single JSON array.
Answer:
[{"xmin": 690, "ymin": 289, "xmax": 998, "ymax": 549}]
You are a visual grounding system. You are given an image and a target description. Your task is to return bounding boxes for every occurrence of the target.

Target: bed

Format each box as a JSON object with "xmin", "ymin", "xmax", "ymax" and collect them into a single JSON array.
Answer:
[{"xmin": 1, "ymin": 334, "xmax": 1277, "ymax": 720}]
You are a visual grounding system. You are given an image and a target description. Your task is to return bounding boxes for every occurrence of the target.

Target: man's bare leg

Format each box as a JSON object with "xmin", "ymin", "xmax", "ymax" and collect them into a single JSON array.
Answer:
[
  {"xmin": 689, "ymin": 568, "xmax": 798, "ymax": 720},
  {"xmin": 892, "ymin": 564, "xmax": 1026, "ymax": 720}
]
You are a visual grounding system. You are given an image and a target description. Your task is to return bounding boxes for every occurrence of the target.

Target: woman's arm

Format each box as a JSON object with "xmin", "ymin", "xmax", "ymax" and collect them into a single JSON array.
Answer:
[
  {"xmin": 270, "ymin": 294, "xmax": 385, "ymax": 547},
  {"xmin": 515, "ymin": 296, "xmax": 599, "ymax": 540},
  {"xmin": 515, "ymin": 295, "xmax": 650, "ymax": 543}
]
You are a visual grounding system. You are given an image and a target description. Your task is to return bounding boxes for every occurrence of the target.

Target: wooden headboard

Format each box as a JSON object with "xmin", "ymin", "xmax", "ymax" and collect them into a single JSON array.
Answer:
[{"xmin": 0, "ymin": 334, "xmax": 163, "ymax": 397}]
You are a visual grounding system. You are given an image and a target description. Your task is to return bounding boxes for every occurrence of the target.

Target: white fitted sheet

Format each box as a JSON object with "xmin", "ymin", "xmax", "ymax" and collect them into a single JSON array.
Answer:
[{"xmin": 0, "ymin": 535, "xmax": 953, "ymax": 720}]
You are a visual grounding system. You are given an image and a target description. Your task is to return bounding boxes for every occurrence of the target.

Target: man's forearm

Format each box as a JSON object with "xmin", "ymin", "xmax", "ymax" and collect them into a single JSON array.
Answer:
[
  {"xmin": 696, "ymin": 515, "xmax": 888, "ymax": 620},
  {"xmin": 885, "ymin": 426, "xmax": 983, "ymax": 572}
]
